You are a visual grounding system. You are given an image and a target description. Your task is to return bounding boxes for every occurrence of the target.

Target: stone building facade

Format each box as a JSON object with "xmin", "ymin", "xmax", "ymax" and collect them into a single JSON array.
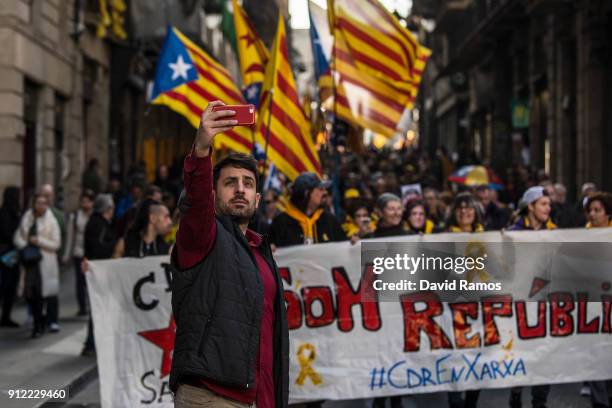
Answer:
[
  {"xmin": 421, "ymin": 0, "xmax": 612, "ymax": 199},
  {"xmin": 0, "ymin": 0, "xmax": 111, "ymax": 210}
]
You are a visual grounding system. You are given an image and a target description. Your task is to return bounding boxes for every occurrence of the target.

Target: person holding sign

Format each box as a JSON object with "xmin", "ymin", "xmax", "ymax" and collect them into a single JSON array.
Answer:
[{"xmin": 171, "ymin": 101, "xmax": 289, "ymax": 408}]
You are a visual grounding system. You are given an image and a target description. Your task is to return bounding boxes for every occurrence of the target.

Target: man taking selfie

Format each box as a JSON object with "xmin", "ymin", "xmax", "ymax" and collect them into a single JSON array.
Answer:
[{"xmin": 170, "ymin": 101, "xmax": 289, "ymax": 408}]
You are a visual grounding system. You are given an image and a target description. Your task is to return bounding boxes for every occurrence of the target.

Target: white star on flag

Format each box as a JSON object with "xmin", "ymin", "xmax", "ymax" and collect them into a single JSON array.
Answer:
[
  {"xmin": 168, "ymin": 55, "xmax": 192, "ymax": 81},
  {"xmin": 246, "ymin": 86, "xmax": 259, "ymax": 101}
]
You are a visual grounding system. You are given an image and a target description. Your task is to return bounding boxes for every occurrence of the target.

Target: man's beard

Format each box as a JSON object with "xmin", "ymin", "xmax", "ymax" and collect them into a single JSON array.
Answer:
[{"xmin": 216, "ymin": 196, "xmax": 256, "ymax": 224}]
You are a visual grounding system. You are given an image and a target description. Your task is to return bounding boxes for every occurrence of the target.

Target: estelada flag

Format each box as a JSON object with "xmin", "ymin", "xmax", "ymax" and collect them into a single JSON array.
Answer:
[
  {"xmin": 149, "ymin": 26, "xmax": 253, "ymax": 154},
  {"xmin": 232, "ymin": 0, "xmax": 269, "ymax": 105},
  {"xmin": 255, "ymin": 16, "xmax": 322, "ymax": 180}
]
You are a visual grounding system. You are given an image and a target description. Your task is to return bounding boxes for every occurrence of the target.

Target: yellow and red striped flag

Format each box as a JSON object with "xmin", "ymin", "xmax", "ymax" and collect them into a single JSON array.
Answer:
[
  {"xmin": 255, "ymin": 16, "xmax": 322, "ymax": 180},
  {"xmin": 332, "ymin": 31, "xmax": 408, "ymax": 137},
  {"xmin": 149, "ymin": 26, "xmax": 253, "ymax": 154},
  {"xmin": 232, "ymin": 0, "xmax": 269, "ymax": 99},
  {"xmin": 331, "ymin": 0, "xmax": 431, "ymax": 100}
]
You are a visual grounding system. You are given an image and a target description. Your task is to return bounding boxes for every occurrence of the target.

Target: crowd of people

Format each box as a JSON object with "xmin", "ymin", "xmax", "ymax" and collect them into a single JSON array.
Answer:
[
  {"xmin": 0, "ymin": 140, "xmax": 611, "ymax": 407},
  {"xmin": 0, "ymin": 159, "xmax": 176, "ymax": 349}
]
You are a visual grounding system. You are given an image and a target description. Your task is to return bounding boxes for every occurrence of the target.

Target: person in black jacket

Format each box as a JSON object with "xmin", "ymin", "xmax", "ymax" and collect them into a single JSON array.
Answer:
[
  {"xmin": 474, "ymin": 185, "xmax": 509, "ymax": 231},
  {"xmin": 268, "ymin": 172, "xmax": 346, "ymax": 248},
  {"xmin": 369, "ymin": 193, "xmax": 409, "ymax": 238},
  {"xmin": 116, "ymin": 199, "xmax": 171, "ymax": 257},
  {"xmin": 0, "ymin": 186, "xmax": 22, "ymax": 327},
  {"xmin": 171, "ymin": 101, "xmax": 289, "ymax": 408},
  {"xmin": 81, "ymin": 194, "xmax": 118, "ymax": 356}
]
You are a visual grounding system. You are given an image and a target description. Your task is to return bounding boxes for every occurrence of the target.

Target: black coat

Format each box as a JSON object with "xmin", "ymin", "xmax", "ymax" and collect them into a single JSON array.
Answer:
[
  {"xmin": 170, "ymin": 215, "xmax": 289, "ymax": 407},
  {"xmin": 268, "ymin": 211, "xmax": 347, "ymax": 247},
  {"xmin": 84, "ymin": 213, "xmax": 118, "ymax": 260},
  {"xmin": 123, "ymin": 231, "xmax": 169, "ymax": 258},
  {"xmin": 483, "ymin": 202, "xmax": 510, "ymax": 231},
  {"xmin": 0, "ymin": 207, "xmax": 20, "ymax": 256},
  {"xmin": 368, "ymin": 223, "xmax": 408, "ymax": 238}
]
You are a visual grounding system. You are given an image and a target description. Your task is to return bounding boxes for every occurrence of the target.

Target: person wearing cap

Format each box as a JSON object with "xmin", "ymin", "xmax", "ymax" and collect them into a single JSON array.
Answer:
[
  {"xmin": 268, "ymin": 172, "xmax": 346, "ymax": 248},
  {"xmin": 170, "ymin": 102, "xmax": 289, "ymax": 408},
  {"xmin": 506, "ymin": 190, "xmax": 555, "ymax": 408},
  {"xmin": 508, "ymin": 186, "xmax": 557, "ymax": 231}
]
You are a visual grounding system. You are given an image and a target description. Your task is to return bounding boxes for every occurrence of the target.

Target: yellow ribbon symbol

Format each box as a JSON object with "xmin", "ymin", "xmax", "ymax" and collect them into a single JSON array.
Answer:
[
  {"xmin": 465, "ymin": 241, "xmax": 490, "ymax": 283},
  {"xmin": 295, "ymin": 343, "xmax": 323, "ymax": 386}
]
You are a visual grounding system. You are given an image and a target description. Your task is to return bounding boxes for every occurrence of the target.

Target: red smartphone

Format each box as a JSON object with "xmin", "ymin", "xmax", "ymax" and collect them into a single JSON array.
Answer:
[{"xmin": 211, "ymin": 104, "xmax": 256, "ymax": 126}]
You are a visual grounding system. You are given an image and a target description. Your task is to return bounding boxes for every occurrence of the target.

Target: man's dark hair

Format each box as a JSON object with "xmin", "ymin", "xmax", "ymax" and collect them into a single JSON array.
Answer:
[
  {"xmin": 81, "ymin": 189, "xmax": 96, "ymax": 201},
  {"xmin": 213, "ymin": 153, "xmax": 259, "ymax": 190},
  {"xmin": 144, "ymin": 184, "xmax": 162, "ymax": 198},
  {"xmin": 289, "ymin": 190, "xmax": 310, "ymax": 213}
]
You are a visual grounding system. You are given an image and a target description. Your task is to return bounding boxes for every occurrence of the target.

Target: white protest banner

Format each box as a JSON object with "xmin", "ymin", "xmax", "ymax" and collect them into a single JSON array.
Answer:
[{"xmin": 87, "ymin": 228, "xmax": 612, "ymax": 407}]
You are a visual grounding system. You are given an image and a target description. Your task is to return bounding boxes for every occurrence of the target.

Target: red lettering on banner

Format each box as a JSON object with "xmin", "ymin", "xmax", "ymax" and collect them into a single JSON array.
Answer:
[
  {"xmin": 450, "ymin": 302, "xmax": 481, "ymax": 348},
  {"xmin": 400, "ymin": 292, "xmax": 452, "ymax": 352},
  {"xmin": 482, "ymin": 295, "xmax": 513, "ymax": 346},
  {"xmin": 603, "ymin": 295, "xmax": 612, "ymax": 334},
  {"xmin": 280, "ymin": 267, "xmax": 303, "ymax": 330},
  {"xmin": 302, "ymin": 286, "xmax": 335, "ymax": 328},
  {"xmin": 515, "ymin": 301, "xmax": 546, "ymax": 339},
  {"xmin": 332, "ymin": 265, "xmax": 381, "ymax": 332},
  {"xmin": 549, "ymin": 292, "xmax": 575, "ymax": 337},
  {"xmin": 577, "ymin": 293, "xmax": 600, "ymax": 334}
]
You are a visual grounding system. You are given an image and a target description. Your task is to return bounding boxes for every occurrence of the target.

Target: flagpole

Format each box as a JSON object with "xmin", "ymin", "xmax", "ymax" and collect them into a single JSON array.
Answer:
[
  {"xmin": 329, "ymin": 1, "xmax": 342, "ymax": 219},
  {"xmin": 250, "ymin": 123, "xmax": 256, "ymax": 156},
  {"xmin": 260, "ymin": 88, "xmax": 274, "ymax": 190}
]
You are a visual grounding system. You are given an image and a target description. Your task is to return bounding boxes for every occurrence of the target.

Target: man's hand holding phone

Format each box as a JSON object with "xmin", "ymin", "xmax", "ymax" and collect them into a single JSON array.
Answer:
[{"xmin": 194, "ymin": 101, "xmax": 238, "ymax": 158}]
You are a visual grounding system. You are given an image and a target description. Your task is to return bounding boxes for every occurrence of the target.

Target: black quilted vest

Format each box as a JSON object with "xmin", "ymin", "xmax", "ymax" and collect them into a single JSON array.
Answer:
[{"xmin": 169, "ymin": 215, "xmax": 289, "ymax": 407}]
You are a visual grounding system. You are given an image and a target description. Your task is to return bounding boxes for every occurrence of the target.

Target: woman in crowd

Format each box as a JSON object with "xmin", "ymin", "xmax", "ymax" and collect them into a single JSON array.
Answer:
[
  {"xmin": 585, "ymin": 192, "xmax": 612, "ymax": 228},
  {"xmin": 62, "ymin": 189, "xmax": 95, "ymax": 316},
  {"xmin": 343, "ymin": 200, "xmax": 375, "ymax": 242},
  {"xmin": 369, "ymin": 193, "xmax": 407, "ymax": 238},
  {"xmin": 446, "ymin": 192, "xmax": 483, "ymax": 407},
  {"xmin": 14, "ymin": 193, "xmax": 61, "ymax": 338},
  {"xmin": 446, "ymin": 192, "xmax": 485, "ymax": 233},
  {"xmin": 405, "ymin": 199, "xmax": 441, "ymax": 235}
]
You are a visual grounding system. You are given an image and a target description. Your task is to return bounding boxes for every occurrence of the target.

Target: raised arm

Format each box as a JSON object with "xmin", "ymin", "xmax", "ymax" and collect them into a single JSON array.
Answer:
[{"xmin": 175, "ymin": 101, "xmax": 237, "ymax": 269}]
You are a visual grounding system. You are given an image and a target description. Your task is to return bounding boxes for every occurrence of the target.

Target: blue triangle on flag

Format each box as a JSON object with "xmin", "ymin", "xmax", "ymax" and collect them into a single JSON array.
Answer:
[
  {"xmin": 149, "ymin": 26, "xmax": 199, "ymax": 101},
  {"xmin": 243, "ymin": 83, "xmax": 262, "ymax": 106}
]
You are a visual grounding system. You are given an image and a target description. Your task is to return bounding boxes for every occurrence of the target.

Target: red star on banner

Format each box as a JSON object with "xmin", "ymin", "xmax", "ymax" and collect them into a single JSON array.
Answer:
[
  {"xmin": 529, "ymin": 277, "xmax": 550, "ymax": 298},
  {"xmin": 138, "ymin": 316, "xmax": 176, "ymax": 378},
  {"xmin": 240, "ymin": 33, "xmax": 256, "ymax": 47}
]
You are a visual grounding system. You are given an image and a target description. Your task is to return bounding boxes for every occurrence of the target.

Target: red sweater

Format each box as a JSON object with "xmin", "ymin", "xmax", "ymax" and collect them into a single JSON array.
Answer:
[{"xmin": 175, "ymin": 153, "xmax": 276, "ymax": 407}]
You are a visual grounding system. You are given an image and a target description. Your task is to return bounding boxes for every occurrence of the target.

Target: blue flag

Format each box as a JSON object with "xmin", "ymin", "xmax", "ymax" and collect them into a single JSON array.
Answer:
[
  {"xmin": 149, "ymin": 26, "xmax": 198, "ymax": 102},
  {"xmin": 309, "ymin": 5, "xmax": 330, "ymax": 81}
]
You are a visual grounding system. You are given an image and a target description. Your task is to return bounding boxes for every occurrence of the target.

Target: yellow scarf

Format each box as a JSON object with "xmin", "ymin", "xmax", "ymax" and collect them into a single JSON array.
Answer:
[
  {"xmin": 284, "ymin": 202, "xmax": 324, "ymax": 242},
  {"xmin": 409, "ymin": 219, "xmax": 435, "ymax": 234},
  {"xmin": 343, "ymin": 216, "xmax": 377, "ymax": 238},
  {"xmin": 524, "ymin": 216, "xmax": 557, "ymax": 230},
  {"xmin": 449, "ymin": 223, "xmax": 484, "ymax": 233},
  {"xmin": 424, "ymin": 219, "xmax": 434, "ymax": 234},
  {"xmin": 342, "ymin": 216, "xmax": 359, "ymax": 238},
  {"xmin": 586, "ymin": 219, "xmax": 612, "ymax": 228}
]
